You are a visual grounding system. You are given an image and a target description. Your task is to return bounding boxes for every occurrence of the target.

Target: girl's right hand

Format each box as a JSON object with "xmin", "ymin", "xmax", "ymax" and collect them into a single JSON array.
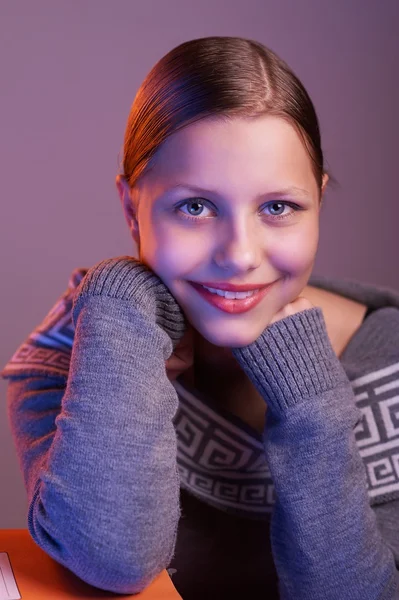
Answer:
[{"xmin": 165, "ymin": 322, "xmax": 195, "ymax": 382}]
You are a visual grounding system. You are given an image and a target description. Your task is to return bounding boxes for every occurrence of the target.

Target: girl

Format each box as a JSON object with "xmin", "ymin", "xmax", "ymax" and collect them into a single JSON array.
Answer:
[{"xmin": 2, "ymin": 37, "xmax": 399, "ymax": 599}]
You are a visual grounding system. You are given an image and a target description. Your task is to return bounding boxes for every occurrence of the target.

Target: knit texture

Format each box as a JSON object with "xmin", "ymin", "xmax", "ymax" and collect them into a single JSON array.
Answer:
[
  {"xmin": 231, "ymin": 307, "xmax": 349, "ymax": 413},
  {"xmin": 73, "ymin": 255, "xmax": 187, "ymax": 344}
]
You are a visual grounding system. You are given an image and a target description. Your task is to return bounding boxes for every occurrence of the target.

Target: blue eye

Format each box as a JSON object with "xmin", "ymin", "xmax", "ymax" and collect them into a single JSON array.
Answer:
[
  {"xmin": 174, "ymin": 198, "xmax": 301, "ymax": 222},
  {"xmin": 175, "ymin": 199, "xmax": 213, "ymax": 220}
]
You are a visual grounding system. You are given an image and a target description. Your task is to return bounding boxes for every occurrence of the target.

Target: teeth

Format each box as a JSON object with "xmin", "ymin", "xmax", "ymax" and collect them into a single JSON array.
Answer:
[{"xmin": 201, "ymin": 285, "xmax": 259, "ymax": 299}]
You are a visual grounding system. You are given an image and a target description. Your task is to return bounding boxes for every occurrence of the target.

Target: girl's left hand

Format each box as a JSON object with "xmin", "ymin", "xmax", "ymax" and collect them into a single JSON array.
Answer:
[{"xmin": 268, "ymin": 296, "xmax": 314, "ymax": 326}]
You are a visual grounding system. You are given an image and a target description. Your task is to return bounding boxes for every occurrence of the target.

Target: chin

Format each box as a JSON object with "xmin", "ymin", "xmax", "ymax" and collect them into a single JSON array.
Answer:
[{"xmin": 200, "ymin": 326, "xmax": 264, "ymax": 349}]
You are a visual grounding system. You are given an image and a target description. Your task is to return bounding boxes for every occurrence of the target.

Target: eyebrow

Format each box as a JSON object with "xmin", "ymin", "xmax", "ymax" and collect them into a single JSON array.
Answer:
[{"xmin": 163, "ymin": 183, "xmax": 310, "ymax": 200}]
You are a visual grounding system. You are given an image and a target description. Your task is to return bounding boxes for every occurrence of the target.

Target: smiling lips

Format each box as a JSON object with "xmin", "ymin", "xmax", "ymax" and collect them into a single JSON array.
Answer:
[
  {"xmin": 188, "ymin": 280, "xmax": 276, "ymax": 314},
  {"xmin": 189, "ymin": 280, "xmax": 271, "ymax": 292}
]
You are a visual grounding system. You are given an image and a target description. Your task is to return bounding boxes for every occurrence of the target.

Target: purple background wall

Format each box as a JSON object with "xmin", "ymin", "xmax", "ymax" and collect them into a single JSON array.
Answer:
[{"xmin": 1, "ymin": 1, "xmax": 398, "ymax": 527}]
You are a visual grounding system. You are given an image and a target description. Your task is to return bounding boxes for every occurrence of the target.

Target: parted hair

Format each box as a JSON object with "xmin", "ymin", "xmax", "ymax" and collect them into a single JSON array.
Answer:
[{"xmin": 118, "ymin": 36, "xmax": 333, "ymax": 207}]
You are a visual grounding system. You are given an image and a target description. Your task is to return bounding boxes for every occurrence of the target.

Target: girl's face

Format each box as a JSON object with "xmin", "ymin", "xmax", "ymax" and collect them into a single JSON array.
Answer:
[{"xmin": 117, "ymin": 115, "xmax": 328, "ymax": 352}]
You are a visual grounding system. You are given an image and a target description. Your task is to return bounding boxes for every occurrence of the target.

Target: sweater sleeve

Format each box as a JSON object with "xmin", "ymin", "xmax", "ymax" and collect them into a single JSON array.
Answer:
[
  {"xmin": 0, "ymin": 257, "xmax": 186, "ymax": 595},
  {"xmin": 231, "ymin": 307, "xmax": 399, "ymax": 600}
]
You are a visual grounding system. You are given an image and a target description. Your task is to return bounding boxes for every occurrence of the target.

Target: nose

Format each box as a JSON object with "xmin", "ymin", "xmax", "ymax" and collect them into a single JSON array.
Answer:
[{"xmin": 212, "ymin": 220, "xmax": 263, "ymax": 273}]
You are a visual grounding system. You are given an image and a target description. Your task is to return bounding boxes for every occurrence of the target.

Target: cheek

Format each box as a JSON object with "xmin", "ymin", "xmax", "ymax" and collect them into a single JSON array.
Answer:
[
  {"xmin": 272, "ymin": 222, "xmax": 319, "ymax": 273},
  {"xmin": 139, "ymin": 220, "xmax": 204, "ymax": 282}
]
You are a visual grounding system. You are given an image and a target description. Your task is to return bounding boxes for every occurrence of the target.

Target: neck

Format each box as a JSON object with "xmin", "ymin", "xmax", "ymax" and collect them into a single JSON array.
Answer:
[
  {"xmin": 193, "ymin": 329, "xmax": 242, "ymax": 372},
  {"xmin": 177, "ymin": 332, "xmax": 245, "ymax": 392}
]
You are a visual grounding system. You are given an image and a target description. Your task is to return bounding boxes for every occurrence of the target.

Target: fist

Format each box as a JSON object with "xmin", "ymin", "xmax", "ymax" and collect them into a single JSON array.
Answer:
[{"xmin": 268, "ymin": 295, "xmax": 314, "ymax": 326}]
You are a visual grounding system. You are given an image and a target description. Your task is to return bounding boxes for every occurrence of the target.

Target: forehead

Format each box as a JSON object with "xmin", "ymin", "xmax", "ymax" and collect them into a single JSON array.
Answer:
[{"xmin": 141, "ymin": 115, "xmax": 317, "ymax": 197}]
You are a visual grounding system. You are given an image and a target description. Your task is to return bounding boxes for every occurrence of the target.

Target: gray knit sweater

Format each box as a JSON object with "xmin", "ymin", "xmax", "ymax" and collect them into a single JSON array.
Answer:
[{"xmin": 1, "ymin": 256, "xmax": 399, "ymax": 599}]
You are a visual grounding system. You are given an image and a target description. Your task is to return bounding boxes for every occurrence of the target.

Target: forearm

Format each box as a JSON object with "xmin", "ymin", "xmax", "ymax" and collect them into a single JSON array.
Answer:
[
  {"xmin": 33, "ymin": 296, "xmax": 179, "ymax": 584},
  {"xmin": 265, "ymin": 385, "xmax": 397, "ymax": 599},
  {"xmin": 232, "ymin": 307, "xmax": 398, "ymax": 599},
  {"xmin": 4, "ymin": 257, "xmax": 186, "ymax": 594}
]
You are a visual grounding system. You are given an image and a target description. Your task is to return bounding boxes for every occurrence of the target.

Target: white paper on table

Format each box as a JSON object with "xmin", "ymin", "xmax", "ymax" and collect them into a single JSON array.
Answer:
[{"xmin": 0, "ymin": 553, "xmax": 21, "ymax": 600}]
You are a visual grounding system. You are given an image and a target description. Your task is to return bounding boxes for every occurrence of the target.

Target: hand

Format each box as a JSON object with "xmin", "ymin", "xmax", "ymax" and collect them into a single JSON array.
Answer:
[
  {"xmin": 165, "ymin": 322, "xmax": 195, "ymax": 382},
  {"xmin": 268, "ymin": 295, "xmax": 314, "ymax": 326}
]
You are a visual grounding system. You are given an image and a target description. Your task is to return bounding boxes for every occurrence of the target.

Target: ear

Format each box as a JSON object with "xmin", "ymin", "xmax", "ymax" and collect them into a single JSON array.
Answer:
[
  {"xmin": 320, "ymin": 172, "xmax": 329, "ymax": 207},
  {"xmin": 116, "ymin": 174, "xmax": 140, "ymax": 246}
]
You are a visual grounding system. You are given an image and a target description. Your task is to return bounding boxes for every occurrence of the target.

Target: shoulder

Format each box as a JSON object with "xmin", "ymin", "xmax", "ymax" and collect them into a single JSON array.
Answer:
[{"xmin": 1, "ymin": 266, "xmax": 89, "ymax": 380}]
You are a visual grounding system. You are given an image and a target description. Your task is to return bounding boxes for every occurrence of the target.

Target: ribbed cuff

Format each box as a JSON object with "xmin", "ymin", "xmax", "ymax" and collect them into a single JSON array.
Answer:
[
  {"xmin": 72, "ymin": 256, "xmax": 187, "ymax": 343},
  {"xmin": 231, "ymin": 307, "xmax": 349, "ymax": 415}
]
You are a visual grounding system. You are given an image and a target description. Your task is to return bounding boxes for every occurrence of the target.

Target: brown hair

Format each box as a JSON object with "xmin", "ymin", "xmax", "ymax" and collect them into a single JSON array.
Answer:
[{"xmin": 118, "ymin": 36, "xmax": 334, "ymax": 207}]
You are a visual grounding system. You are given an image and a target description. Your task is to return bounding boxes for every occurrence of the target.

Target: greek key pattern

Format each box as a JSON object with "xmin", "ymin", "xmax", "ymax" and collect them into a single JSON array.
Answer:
[
  {"xmin": 352, "ymin": 361, "xmax": 399, "ymax": 503},
  {"xmin": 2, "ymin": 342, "xmax": 72, "ymax": 378},
  {"xmin": 172, "ymin": 380, "xmax": 276, "ymax": 518},
  {"xmin": 173, "ymin": 361, "xmax": 399, "ymax": 517}
]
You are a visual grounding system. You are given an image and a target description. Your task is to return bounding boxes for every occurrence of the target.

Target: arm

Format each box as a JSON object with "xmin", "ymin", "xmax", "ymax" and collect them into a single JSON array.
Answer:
[
  {"xmin": 1, "ymin": 256, "xmax": 186, "ymax": 594},
  {"xmin": 232, "ymin": 307, "xmax": 398, "ymax": 600}
]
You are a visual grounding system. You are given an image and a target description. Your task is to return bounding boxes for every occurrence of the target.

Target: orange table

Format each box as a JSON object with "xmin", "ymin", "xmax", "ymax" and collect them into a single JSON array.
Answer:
[{"xmin": 0, "ymin": 530, "xmax": 182, "ymax": 599}]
